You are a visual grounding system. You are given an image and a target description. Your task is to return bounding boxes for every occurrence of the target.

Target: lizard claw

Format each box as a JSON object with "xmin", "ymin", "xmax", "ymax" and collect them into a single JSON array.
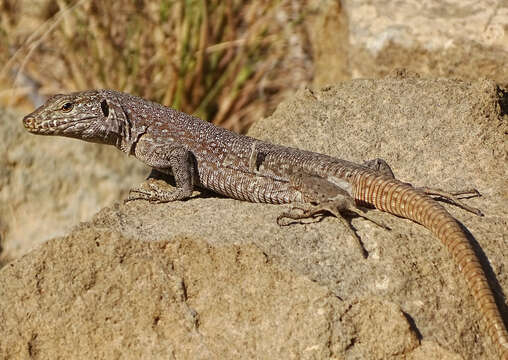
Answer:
[
  {"xmin": 125, "ymin": 185, "xmax": 163, "ymax": 203},
  {"xmin": 125, "ymin": 190, "xmax": 151, "ymax": 203},
  {"xmin": 417, "ymin": 186, "xmax": 484, "ymax": 216},
  {"xmin": 125, "ymin": 181, "xmax": 192, "ymax": 203},
  {"xmin": 277, "ymin": 206, "xmax": 322, "ymax": 226}
]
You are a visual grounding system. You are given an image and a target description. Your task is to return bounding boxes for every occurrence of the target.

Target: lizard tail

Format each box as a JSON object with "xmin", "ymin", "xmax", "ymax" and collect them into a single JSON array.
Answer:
[{"xmin": 353, "ymin": 172, "xmax": 508, "ymax": 359}]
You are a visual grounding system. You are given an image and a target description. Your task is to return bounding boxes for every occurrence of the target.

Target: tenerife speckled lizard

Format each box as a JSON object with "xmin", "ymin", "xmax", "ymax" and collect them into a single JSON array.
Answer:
[{"xmin": 23, "ymin": 89, "xmax": 508, "ymax": 359}]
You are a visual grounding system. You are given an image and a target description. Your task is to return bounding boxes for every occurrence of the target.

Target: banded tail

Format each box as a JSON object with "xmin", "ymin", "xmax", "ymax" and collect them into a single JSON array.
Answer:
[{"xmin": 353, "ymin": 172, "xmax": 508, "ymax": 359}]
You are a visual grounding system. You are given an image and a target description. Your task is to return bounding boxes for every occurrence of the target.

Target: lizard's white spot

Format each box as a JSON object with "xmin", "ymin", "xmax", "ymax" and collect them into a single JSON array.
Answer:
[
  {"xmin": 327, "ymin": 176, "xmax": 353, "ymax": 196},
  {"xmin": 161, "ymin": 129, "xmax": 168, "ymax": 133},
  {"xmin": 155, "ymin": 122, "xmax": 162, "ymax": 126},
  {"xmin": 376, "ymin": 275, "xmax": 390, "ymax": 290}
]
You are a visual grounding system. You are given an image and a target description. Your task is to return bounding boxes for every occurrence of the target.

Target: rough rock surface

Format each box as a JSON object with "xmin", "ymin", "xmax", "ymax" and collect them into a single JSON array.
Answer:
[
  {"xmin": 0, "ymin": 109, "xmax": 148, "ymax": 264},
  {"xmin": 342, "ymin": 0, "xmax": 508, "ymax": 85},
  {"xmin": 0, "ymin": 77, "xmax": 507, "ymax": 359}
]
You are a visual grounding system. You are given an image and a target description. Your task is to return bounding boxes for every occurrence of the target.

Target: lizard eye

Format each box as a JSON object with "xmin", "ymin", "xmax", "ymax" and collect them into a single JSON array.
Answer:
[{"xmin": 61, "ymin": 102, "xmax": 74, "ymax": 112}]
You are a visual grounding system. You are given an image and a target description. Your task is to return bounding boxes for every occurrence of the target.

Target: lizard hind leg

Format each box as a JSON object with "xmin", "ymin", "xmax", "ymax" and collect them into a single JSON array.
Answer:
[
  {"xmin": 417, "ymin": 186, "xmax": 484, "ymax": 216},
  {"xmin": 277, "ymin": 197, "xmax": 389, "ymax": 259},
  {"xmin": 363, "ymin": 158, "xmax": 483, "ymax": 216}
]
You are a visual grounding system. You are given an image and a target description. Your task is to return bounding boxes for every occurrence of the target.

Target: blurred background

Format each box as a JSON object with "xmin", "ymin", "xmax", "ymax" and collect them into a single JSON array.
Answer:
[
  {"xmin": 0, "ymin": 0, "xmax": 507, "ymax": 264},
  {"xmin": 2, "ymin": 0, "xmax": 506, "ymax": 132}
]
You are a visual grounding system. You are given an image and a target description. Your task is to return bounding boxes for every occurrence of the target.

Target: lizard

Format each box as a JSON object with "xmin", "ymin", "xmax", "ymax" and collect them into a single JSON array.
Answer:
[{"xmin": 22, "ymin": 89, "xmax": 508, "ymax": 359}]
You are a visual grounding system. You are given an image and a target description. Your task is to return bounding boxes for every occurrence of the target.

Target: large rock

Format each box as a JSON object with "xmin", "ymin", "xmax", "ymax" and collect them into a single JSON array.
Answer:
[
  {"xmin": 0, "ymin": 77, "xmax": 506, "ymax": 359},
  {"xmin": 302, "ymin": 0, "xmax": 508, "ymax": 87},
  {"xmin": 342, "ymin": 0, "xmax": 508, "ymax": 84}
]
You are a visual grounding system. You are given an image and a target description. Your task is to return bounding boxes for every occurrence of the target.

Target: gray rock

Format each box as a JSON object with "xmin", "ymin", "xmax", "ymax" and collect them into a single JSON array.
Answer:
[
  {"xmin": 0, "ymin": 108, "xmax": 148, "ymax": 264},
  {"xmin": 0, "ymin": 78, "xmax": 506, "ymax": 359},
  {"xmin": 342, "ymin": 0, "xmax": 508, "ymax": 83}
]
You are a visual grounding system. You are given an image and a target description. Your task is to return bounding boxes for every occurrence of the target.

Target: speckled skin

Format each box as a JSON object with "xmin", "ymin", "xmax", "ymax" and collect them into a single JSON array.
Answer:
[{"xmin": 23, "ymin": 89, "xmax": 507, "ymax": 359}]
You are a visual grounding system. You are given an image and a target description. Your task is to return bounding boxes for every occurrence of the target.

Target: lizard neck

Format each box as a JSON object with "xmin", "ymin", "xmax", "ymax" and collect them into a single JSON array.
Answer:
[{"xmin": 105, "ymin": 93, "xmax": 148, "ymax": 156}]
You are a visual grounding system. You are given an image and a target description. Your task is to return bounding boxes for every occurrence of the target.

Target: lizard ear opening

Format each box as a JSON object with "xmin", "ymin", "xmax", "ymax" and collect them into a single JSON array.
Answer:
[{"xmin": 100, "ymin": 99, "xmax": 109, "ymax": 117}]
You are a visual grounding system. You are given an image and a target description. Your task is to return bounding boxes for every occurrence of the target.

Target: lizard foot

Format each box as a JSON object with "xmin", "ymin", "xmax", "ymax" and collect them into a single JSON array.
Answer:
[
  {"xmin": 417, "ymin": 186, "xmax": 483, "ymax": 216},
  {"xmin": 125, "ymin": 179, "xmax": 191, "ymax": 203},
  {"xmin": 125, "ymin": 188, "xmax": 163, "ymax": 203},
  {"xmin": 277, "ymin": 200, "xmax": 389, "ymax": 259}
]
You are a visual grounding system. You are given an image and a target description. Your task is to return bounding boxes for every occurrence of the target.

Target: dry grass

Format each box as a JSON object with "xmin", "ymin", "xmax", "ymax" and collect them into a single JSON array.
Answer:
[{"xmin": 0, "ymin": 0, "xmax": 312, "ymax": 132}]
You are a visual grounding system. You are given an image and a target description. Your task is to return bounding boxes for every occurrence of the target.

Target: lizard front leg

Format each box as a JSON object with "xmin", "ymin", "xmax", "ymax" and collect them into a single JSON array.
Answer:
[{"xmin": 127, "ymin": 144, "xmax": 197, "ymax": 203}]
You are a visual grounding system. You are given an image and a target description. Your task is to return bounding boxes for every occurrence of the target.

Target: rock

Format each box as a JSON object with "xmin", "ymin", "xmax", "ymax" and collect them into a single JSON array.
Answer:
[
  {"xmin": 0, "ymin": 108, "xmax": 148, "ymax": 264},
  {"xmin": 1, "ymin": 78, "xmax": 506, "ymax": 359},
  {"xmin": 342, "ymin": 0, "xmax": 508, "ymax": 84},
  {"xmin": 0, "ymin": 229, "xmax": 353, "ymax": 359},
  {"xmin": 305, "ymin": 0, "xmax": 351, "ymax": 87}
]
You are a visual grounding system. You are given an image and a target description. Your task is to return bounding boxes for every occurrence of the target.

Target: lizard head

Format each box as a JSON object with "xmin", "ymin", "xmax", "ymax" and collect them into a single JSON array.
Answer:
[{"xmin": 23, "ymin": 89, "xmax": 124, "ymax": 145}]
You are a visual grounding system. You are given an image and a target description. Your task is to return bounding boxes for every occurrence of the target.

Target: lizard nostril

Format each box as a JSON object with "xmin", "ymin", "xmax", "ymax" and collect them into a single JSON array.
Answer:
[{"xmin": 23, "ymin": 115, "xmax": 34, "ymax": 127}]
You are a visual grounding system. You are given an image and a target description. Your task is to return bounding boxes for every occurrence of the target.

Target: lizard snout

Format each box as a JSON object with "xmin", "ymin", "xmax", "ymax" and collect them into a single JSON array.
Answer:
[{"xmin": 23, "ymin": 115, "xmax": 37, "ymax": 130}]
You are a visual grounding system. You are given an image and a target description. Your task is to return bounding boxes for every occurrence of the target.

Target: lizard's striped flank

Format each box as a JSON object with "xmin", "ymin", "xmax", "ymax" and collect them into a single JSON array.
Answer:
[{"xmin": 353, "ymin": 171, "xmax": 508, "ymax": 359}]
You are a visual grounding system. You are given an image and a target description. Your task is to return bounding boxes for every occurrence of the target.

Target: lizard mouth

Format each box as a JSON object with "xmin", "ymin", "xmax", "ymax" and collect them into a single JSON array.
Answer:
[
  {"xmin": 22, "ymin": 115, "xmax": 91, "ymax": 134},
  {"xmin": 23, "ymin": 115, "xmax": 65, "ymax": 133}
]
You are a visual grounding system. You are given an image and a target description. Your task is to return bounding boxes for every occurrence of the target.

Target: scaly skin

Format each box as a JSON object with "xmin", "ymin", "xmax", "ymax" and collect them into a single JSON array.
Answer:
[
  {"xmin": 353, "ymin": 170, "xmax": 508, "ymax": 360},
  {"xmin": 23, "ymin": 89, "xmax": 507, "ymax": 359}
]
